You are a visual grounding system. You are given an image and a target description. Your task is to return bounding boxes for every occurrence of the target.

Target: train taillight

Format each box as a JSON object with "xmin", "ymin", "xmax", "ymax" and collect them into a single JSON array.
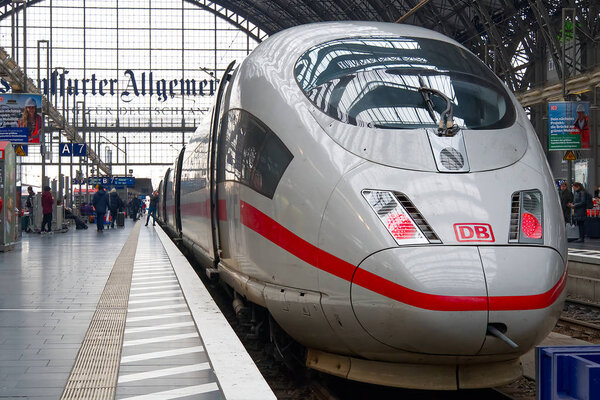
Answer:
[
  {"xmin": 362, "ymin": 190, "xmax": 429, "ymax": 245},
  {"xmin": 509, "ymin": 190, "xmax": 543, "ymax": 243}
]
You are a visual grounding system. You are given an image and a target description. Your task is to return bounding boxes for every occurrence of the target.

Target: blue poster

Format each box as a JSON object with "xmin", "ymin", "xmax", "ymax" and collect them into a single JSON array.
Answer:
[
  {"xmin": 549, "ymin": 101, "xmax": 590, "ymax": 150},
  {"xmin": 0, "ymin": 127, "xmax": 29, "ymax": 143}
]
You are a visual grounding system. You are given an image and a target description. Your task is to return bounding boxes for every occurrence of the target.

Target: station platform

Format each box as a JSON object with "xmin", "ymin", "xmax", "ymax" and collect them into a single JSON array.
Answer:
[{"xmin": 0, "ymin": 220, "xmax": 275, "ymax": 400}]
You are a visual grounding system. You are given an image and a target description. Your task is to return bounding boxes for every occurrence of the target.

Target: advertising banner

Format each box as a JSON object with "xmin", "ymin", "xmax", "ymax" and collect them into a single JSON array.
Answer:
[
  {"xmin": 0, "ymin": 94, "xmax": 43, "ymax": 145},
  {"xmin": 549, "ymin": 101, "xmax": 591, "ymax": 150}
]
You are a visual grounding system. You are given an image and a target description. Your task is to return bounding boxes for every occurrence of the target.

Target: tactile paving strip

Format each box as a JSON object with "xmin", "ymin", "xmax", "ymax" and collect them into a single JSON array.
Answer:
[{"xmin": 61, "ymin": 222, "xmax": 142, "ymax": 400}]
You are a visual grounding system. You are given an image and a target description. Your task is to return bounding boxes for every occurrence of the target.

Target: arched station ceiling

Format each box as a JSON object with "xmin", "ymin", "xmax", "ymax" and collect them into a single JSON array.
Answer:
[{"xmin": 0, "ymin": 0, "xmax": 598, "ymax": 94}]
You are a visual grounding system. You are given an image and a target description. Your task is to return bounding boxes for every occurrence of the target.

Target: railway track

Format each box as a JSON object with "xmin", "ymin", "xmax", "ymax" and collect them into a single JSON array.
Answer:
[{"xmin": 555, "ymin": 298, "xmax": 600, "ymax": 343}]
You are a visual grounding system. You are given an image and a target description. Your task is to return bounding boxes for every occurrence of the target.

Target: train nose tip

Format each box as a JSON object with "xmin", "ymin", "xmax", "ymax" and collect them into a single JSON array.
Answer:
[
  {"xmin": 351, "ymin": 246, "xmax": 489, "ymax": 355},
  {"xmin": 350, "ymin": 246, "xmax": 566, "ymax": 356}
]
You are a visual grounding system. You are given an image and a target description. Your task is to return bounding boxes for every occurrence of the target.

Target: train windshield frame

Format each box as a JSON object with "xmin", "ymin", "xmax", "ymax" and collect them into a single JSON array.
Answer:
[{"xmin": 295, "ymin": 36, "xmax": 516, "ymax": 130}]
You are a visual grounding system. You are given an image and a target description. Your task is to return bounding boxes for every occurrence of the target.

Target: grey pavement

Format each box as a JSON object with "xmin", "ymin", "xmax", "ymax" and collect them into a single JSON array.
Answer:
[{"xmin": 0, "ymin": 221, "xmax": 134, "ymax": 399}]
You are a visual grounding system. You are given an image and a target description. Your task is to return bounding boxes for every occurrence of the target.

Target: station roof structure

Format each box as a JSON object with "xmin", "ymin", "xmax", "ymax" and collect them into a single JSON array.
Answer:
[{"xmin": 2, "ymin": 0, "xmax": 597, "ymax": 97}]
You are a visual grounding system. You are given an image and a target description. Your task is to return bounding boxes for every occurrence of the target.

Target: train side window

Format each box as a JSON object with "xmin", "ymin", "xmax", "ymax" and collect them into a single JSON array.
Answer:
[
  {"xmin": 254, "ymin": 134, "xmax": 293, "ymax": 198},
  {"xmin": 217, "ymin": 109, "xmax": 293, "ymax": 198}
]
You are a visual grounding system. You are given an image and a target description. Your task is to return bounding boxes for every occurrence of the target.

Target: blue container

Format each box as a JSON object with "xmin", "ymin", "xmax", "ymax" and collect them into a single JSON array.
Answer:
[{"xmin": 537, "ymin": 345, "xmax": 600, "ymax": 399}]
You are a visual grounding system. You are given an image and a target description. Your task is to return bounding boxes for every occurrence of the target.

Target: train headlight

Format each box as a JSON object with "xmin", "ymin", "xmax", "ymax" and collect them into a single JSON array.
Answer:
[
  {"xmin": 362, "ymin": 190, "xmax": 429, "ymax": 245},
  {"xmin": 509, "ymin": 189, "xmax": 543, "ymax": 243}
]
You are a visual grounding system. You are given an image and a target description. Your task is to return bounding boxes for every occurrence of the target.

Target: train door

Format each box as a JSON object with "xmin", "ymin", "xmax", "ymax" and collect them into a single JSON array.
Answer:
[
  {"xmin": 208, "ymin": 60, "xmax": 236, "ymax": 267},
  {"xmin": 174, "ymin": 147, "xmax": 185, "ymax": 235},
  {"xmin": 162, "ymin": 168, "xmax": 170, "ymax": 223}
]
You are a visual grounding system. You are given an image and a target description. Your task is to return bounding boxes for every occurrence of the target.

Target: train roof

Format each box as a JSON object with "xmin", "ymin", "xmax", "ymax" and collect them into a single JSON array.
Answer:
[{"xmin": 249, "ymin": 21, "xmax": 466, "ymax": 63}]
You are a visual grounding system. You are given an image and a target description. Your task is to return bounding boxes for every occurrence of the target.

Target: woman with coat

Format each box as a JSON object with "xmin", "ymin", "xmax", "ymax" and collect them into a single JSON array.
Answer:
[
  {"xmin": 569, "ymin": 182, "xmax": 589, "ymax": 243},
  {"xmin": 559, "ymin": 181, "xmax": 574, "ymax": 223},
  {"xmin": 108, "ymin": 188, "xmax": 124, "ymax": 228},
  {"xmin": 41, "ymin": 186, "xmax": 53, "ymax": 234}
]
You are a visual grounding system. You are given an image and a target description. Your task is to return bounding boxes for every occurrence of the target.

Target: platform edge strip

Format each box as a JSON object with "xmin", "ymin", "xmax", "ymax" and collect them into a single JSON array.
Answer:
[{"xmin": 61, "ymin": 222, "xmax": 142, "ymax": 400}]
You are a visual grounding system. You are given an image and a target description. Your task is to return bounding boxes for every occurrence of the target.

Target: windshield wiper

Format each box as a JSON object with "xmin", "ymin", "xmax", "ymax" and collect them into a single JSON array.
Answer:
[{"xmin": 418, "ymin": 76, "xmax": 459, "ymax": 136}]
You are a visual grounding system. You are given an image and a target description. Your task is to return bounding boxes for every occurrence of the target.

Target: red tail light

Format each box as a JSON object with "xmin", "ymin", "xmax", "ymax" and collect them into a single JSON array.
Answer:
[
  {"xmin": 384, "ymin": 213, "xmax": 417, "ymax": 240},
  {"xmin": 362, "ymin": 190, "xmax": 429, "ymax": 245},
  {"xmin": 521, "ymin": 212, "xmax": 542, "ymax": 239}
]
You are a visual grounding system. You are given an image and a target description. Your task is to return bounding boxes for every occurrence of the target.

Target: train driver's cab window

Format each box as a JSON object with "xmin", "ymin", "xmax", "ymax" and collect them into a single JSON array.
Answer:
[
  {"xmin": 295, "ymin": 36, "xmax": 516, "ymax": 130},
  {"xmin": 218, "ymin": 109, "xmax": 293, "ymax": 198}
]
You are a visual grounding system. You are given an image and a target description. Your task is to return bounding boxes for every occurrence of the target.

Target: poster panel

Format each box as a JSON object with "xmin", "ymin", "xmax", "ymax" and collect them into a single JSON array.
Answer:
[
  {"xmin": 549, "ymin": 101, "xmax": 591, "ymax": 150},
  {"xmin": 0, "ymin": 94, "xmax": 43, "ymax": 144}
]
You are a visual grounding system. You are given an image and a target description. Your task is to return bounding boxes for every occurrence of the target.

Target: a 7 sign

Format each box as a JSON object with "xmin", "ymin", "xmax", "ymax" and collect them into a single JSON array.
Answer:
[{"xmin": 59, "ymin": 143, "xmax": 87, "ymax": 157}]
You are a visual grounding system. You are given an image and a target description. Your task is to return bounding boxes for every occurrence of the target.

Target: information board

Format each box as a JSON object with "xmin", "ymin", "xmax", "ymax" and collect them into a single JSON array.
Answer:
[
  {"xmin": 88, "ymin": 176, "xmax": 135, "ymax": 187},
  {"xmin": 549, "ymin": 101, "xmax": 591, "ymax": 150}
]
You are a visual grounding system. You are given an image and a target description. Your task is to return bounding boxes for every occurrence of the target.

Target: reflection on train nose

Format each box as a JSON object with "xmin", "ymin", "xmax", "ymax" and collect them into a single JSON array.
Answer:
[{"xmin": 351, "ymin": 247, "xmax": 488, "ymax": 355}]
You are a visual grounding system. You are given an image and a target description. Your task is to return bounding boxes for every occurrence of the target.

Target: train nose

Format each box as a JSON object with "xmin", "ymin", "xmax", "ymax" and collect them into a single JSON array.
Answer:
[
  {"xmin": 350, "ymin": 246, "xmax": 566, "ymax": 356},
  {"xmin": 351, "ymin": 246, "xmax": 489, "ymax": 355}
]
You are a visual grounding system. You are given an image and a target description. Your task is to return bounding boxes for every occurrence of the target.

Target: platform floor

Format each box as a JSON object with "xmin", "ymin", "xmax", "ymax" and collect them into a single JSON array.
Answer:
[{"xmin": 0, "ymin": 220, "xmax": 274, "ymax": 400}]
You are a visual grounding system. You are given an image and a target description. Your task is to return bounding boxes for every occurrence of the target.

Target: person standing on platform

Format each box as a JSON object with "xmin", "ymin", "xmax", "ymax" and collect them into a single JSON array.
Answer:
[
  {"xmin": 569, "ymin": 182, "xmax": 589, "ymax": 243},
  {"xmin": 146, "ymin": 191, "xmax": 159, "ymax": 226},
  {"xmin": 25, "ymin": 186, "xmax": 35, "ymax": 232},
  {"xmin": 129, "ymin": 197, "xmax": 141, "ymax": 221},
  {"xmin": 560, "ymin": 181, "xmax": 574, "ymax": 223},
  {"xmin": 41, "ymin": 186, "xmax": 53, "ymax": 234},
  {"xmin": 92, "ymin": 185, "xmax": 109, "ymax": 232},
  {"xmin": 108, "ymin": 188, "xmax": 124, "ymax": 229},
  {"xmin": 26, "ymin": 186, "xmax": 35, "ymax": 209}
]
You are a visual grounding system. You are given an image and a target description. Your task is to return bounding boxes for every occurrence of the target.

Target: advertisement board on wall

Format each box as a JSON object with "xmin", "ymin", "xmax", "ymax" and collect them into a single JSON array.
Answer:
[
  {"xmin": 549, "ymin": 101, "xmax": 591, "ymax": 150},
  {"xmin": 0, "ymin": 94, "xmax": 43, "ymax": 145}
]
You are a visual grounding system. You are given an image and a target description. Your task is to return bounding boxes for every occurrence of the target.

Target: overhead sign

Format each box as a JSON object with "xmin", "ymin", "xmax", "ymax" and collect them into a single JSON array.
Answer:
[
  {"xmin": 549, "ymin": 101, "xmax": 591, "ymax": 150},
  {"xmin": 0, "ymin": 94, "xmax": 43, "ymax": 144},
  {"xmin": 563, "ymin": 150, "xmax": 577, "ymax": 161},
  {"xmin": 88, "ymin": 176, "xmax": 135, "ymax": 187},
  {"xmin": 60, "ymin": 143, "xmax": 87, "ymax": 157}
]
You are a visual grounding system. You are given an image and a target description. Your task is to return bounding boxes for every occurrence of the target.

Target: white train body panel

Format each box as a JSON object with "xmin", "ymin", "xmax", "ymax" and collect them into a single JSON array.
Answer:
[{"xmin": 167, "ymin": 22, "xmax": 567, "ymax": 388}]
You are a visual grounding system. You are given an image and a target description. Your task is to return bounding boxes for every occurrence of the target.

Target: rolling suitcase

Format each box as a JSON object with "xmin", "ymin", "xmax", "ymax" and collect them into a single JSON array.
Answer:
[{"xmin": 116, "ymin": 211, "xmax": 125, "ymax": 227}]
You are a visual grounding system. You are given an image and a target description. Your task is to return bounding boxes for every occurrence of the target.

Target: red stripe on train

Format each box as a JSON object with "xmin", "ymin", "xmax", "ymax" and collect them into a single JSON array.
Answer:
[{"xmin": 239, "ymin": 200, "xmax": 566, "ymax": 312}]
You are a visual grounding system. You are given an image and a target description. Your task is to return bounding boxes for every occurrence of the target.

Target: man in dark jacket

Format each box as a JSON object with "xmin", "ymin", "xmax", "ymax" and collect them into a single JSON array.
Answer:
[
  {"xmin": 569, "ymin": 182, "xmax": 589, "ymax": 243},
  {"xmin": 146, "ymin": 190, "xmax": 159, "ymax": 226},
  {"xmin": 92, "ymin": 185, "xmax": 109, "ymax": 232},
  {"xmin": 108, "ymin": 188, "xmax": 124, "ymax": 228},
  {"xmin": 26, "ymin": 186, "xmax": 35, "ymax": 209},
  {"xmin": 559, "ymin": 181, "xmax": 574, "ymax": 223},
  {"xmin": 41, "ymin": 186, "xmax": 53, "ymax": 234},
  {"xmin": 130, "ymin": 197, "xmax": 142, "ymax": 221}
]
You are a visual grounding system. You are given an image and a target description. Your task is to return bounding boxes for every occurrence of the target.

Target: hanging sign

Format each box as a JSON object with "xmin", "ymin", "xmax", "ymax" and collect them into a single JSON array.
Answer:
[
  {"xmin": 549, "ymin": 101, "xmax": 591, "ymax": 150},
  {"xmin": 0, "ymin": 94, "xmax": 43, "ymax": 145}
]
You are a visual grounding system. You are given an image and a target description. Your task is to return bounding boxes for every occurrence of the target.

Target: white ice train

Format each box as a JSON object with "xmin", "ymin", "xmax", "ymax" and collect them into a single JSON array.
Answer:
[{"xmin": 159, "ymin": 22, "xmax": 567, "ymax": 390}]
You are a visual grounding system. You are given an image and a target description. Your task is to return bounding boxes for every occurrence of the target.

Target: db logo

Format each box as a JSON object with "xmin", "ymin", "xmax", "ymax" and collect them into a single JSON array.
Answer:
[
  {"xmin": 550, "ymin": 105, "xmax": 558, "ymax": 110},
  {"xmin": 454, "ymin": 223, "xmax": 495, "ymax": 242}
]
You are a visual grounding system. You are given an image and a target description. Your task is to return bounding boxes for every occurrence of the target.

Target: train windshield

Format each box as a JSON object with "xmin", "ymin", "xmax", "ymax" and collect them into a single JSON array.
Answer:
[{"xmin": 295, "ymin": 36, "xmax": 515, "ymax": 130}]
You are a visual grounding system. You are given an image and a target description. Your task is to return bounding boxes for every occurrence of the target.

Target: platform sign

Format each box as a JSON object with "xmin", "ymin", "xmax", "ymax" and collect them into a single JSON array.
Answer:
[
  {"xmin": 549, "ymin": 101, "xmax": 591, "ymax": 150},
  {"xmin": 59, "ymin": 143, "xmax": 87, "ymax": 157},
  {"xmin": 88, "ymin": 176, "xmax": 135, "ymax": 187},
  {"xmin": 0, "ymin": 94, "xmax": 43, "ymax": 145}
]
